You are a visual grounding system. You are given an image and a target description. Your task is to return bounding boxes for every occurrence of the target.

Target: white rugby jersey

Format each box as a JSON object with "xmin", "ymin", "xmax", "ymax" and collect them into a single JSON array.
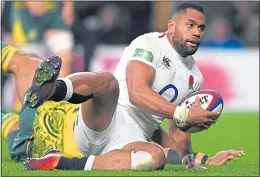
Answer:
[{"xmin": 113, "ymin": 32, "xmax": 204, "ymax": 139}]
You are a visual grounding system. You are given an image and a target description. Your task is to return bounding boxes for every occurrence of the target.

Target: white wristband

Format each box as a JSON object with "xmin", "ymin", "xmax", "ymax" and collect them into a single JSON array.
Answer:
[
  {"xmin": 173, "ymin": 106, "xmax": 188, "ymax": 123},
  {"xmin": 84, "ymin": 155, "xmax": 96, "ymax": 171},
  {"xmin": 57, "ymin": 78, "xmax": 73, "ymax": 101}
]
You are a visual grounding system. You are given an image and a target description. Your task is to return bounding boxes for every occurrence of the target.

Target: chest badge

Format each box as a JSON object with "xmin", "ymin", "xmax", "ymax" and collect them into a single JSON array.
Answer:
[{"xmin": 188, "ymin": 75, "xmax": 194, "ymax": 90}]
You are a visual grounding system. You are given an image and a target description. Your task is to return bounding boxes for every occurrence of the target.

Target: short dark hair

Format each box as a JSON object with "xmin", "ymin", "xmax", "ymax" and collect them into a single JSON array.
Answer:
[{"xmin": 171, "ymin": 2, "xmax": 204, "ymax": 19}]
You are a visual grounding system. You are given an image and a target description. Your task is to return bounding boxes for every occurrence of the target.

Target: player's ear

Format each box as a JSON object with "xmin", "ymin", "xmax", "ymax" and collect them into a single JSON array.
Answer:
[{"xmin": 168, "ymin": 20, "xmax": 175, "ymax": 34}]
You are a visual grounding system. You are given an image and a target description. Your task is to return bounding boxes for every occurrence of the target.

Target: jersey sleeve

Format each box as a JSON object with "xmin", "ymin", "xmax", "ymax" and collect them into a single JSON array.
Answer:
[
  {"xmin": 1, "ymin": 41, "xmax": 19, "ymax": 72},
  {"xmin": 130, "ymin": 36, "xmax": 159, "ymax": 69}
]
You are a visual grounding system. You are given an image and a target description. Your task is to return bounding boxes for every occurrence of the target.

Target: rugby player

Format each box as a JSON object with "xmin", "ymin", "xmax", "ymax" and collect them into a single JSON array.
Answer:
[
  {"xmin": 1, "ymin": 41, "xmax": 83, "ymax": 161},
  {"xmin": 21, "ymin": 2, "xmax": 244, "ymax": 171},
  {"xmin": 10, "ymin": 1, "xmax": 74, "ymax": 77},
  {"xmin": 1, "ymin": 43, "xmax": 244, "ymax": 170}
]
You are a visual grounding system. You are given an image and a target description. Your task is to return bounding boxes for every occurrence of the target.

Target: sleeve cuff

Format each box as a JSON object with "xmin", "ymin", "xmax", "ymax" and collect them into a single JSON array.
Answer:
[{"xmin": 131, "ymin": 57, "xmax": 156, "ymax": 70}]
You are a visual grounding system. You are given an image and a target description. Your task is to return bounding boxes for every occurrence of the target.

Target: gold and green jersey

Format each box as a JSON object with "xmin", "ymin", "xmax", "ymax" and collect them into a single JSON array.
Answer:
[
  {"xmin": 32, "ymin": 101, "xmax": 83, "ymax": 158},
  {"xmin": 12, "ymin": 1, "xmax": 58, "ymax": 11},
  {"xmin": 2, "ymin": 101, "xmax": 83, "ymax": 161},
  {"xmin": 1, "ymin": 41, "xmax": 18, "ymax": 72},
  {"xmin": 10, "ymin": 1, "xmax": 68, "ymax": 46}
]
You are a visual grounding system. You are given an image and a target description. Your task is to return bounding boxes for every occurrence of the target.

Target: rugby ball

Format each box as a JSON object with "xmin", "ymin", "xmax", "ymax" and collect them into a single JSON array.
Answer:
[{"xmin": 176, "ymin": 89, "xmax": 224, "ymax": 133}]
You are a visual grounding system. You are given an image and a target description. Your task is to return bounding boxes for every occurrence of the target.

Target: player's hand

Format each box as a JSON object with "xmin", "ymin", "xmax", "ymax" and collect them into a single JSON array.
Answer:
[
  {"xmin": 183, "ymin": 155, "xmax": 208, "ymax": 170},
  {"xmin": 186, "ymin": 97, "xmax": 219, "ymax": 125},
  {"xmin": 62, "ymin": 2, "xmax": 74, "ymax": 26},
  {"xmin": 206, "ymin": 149, "xmax": 245, "ymax": 165},
  {"xmin": 25, "ymin": 1, "xmax": 47, "ymax": 16},
  {"xmin": 182, "ymin": 154, "xmax": 196, "ymax": 169},
  {"xmin": 192, "ymin": 165, "xmax": 208, "ymax": 170}
]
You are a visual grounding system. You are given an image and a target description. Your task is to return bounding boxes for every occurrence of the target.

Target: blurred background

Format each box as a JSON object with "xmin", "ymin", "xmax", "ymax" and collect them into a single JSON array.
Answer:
[{"xmin": 1, "ymin": 1, "xmax": 259, "ymax": 112}]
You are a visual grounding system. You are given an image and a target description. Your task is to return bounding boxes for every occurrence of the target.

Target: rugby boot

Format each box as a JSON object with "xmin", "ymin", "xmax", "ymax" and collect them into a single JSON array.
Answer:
[
  {"xmin": 24, "ymin": 148, "xmax": 89, "ymax": 171},
  {"xmin": 25, "ymin": 56, "xmax": 62, "ymax": 108},
  {"xmin": 24, "ymin": 148, "xmax": 62, "ymax": 170}
]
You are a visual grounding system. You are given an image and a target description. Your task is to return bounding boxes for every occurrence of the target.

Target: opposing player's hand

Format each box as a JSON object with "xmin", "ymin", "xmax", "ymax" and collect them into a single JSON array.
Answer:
[
  {"xmin": 183, "ymin": 154, "xmax": 208, "ymax": 170},
  {"xmin": 25, "ymin": 1, "xmax": 47, "ymax": 16},
  {"xmin": 186, "ymin": 97, "xmax": 219, "ymax": 125},
  {"xmin": 206, "ymin": 149, "xmax": 245, "ymax": 165},
  {"xmin": 192, "ymin": 165, "xmax": 208, "ymax": 170}
]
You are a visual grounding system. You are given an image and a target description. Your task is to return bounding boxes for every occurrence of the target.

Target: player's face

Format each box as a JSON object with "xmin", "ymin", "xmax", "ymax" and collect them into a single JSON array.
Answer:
[{"xmin": 172, "ymin": 8, "xmax": 206, "ymax": 57}]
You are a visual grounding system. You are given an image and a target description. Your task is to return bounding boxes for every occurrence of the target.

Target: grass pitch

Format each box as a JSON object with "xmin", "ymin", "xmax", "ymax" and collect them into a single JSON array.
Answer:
[{"xmin": 1, "ymin": 112, "xmax": 259, "ymax": 176}]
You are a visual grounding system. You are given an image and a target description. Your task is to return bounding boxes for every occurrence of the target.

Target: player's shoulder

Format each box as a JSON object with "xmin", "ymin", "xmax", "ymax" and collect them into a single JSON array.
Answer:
[{"xmin": 131, "ymin": 32, "xmax": 165, "ymax": 46}]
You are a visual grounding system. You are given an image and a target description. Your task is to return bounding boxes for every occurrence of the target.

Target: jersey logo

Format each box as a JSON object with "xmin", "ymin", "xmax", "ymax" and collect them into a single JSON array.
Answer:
[
  {"xmin": 133, "ymin": 48, "xmax": 153, "ymax": 62},
  {"xmin": 159, "ymin": 84, "xmax": 178, "ymax": 103},
  {"xmin": 159, "ymin": 56, "xmax": 171, "ymax": 70},
  {"xmin": 189, "ymin": 75, "xmax": 194, "ymax": 90},
  {"xmin": 28, "ymin": 29, "xmax": 37, "ymax": 40}
]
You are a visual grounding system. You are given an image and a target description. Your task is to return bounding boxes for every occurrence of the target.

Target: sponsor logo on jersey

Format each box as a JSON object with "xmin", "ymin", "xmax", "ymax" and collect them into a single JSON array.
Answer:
[
  {"xmin": 159, "ymin": 56, "xmax": 171, "ymax": 70},
  {"xmin": 132, "ymin": 48, "xmax": 153, "ymax": 62},
  {"xmin": 188, "ymin": 75, "xmax": 194, "ymax": 89}
]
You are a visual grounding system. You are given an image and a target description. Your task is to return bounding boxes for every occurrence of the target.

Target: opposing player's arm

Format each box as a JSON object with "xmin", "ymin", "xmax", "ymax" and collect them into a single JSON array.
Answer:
[
  {"xmin": 62, "ymin": 1, "xmax": 74, "ymax": 25},
  {"xmin": 1, "ymin": 41, "xmax": 19, "ymax": 72},
  {"xmin": 126, "ymin": 37, "xmax": 180, "ymax": 119},
  {"xmin": 1, "ymin": 41, "xmax": 41, "ymax": 73}
]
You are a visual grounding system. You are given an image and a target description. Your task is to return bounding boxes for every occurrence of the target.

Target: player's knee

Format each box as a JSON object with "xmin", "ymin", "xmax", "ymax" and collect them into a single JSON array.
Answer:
[
  {"xmin": 100, "ymin": 72, "xmax": 117, "ymax": 82},
  {"xmin": 148, "ymin": 145, "xmax": 166, "ymax": 170},
  {"xmin": 99, "ymin": 72, "xmax": 119, "ymax": 94},
  {"xmin": 131, "ymin": 146, "xmax": 165, "ymax": 171},
  {"xmin": 131, "ymin": 151, "xmax": 155, "ymax": 171},
  {"xmin": 109, "ymin": 75, "xmax": 119, "ymax": 96}
]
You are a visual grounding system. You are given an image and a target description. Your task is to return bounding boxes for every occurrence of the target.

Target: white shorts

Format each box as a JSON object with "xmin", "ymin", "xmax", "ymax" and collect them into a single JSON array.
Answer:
[{"xmin": 74, "ymin": 104, "xmax": 148, "ymax": 156}]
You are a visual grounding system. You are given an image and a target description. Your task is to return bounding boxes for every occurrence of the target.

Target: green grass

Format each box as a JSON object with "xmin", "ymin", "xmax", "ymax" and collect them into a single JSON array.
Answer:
[{"xmin": 1, "ymin": 112, "xmax": 259, "ymax": 176}]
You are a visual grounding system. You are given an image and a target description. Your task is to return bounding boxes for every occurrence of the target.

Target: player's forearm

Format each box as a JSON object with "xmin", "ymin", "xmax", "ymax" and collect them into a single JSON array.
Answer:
[
  {"xmin": 162, "ymin": 130, "xmax": 208, "ymax": 166},
  {"xmin": 165, "ymin": 149, "xmax": 209, "ymax": 165},
  {"xmin": 8, "ymin": 52, "xmax": 42, "ymax": 77},
  {"xmin": 152, "ymin": 128, "xmax": 208, "ymax": 165},
  {"xmin": 168, "ymin": 119, "xmax": 193, "ymax": 158},
  {"xmin": 129, "ymin": 86, "xmax": 177, "ymax": 119},
  {"xmin": 152, "ymin": 124, "xmax": 192, "ymax": 158},
  {"xmin": 151, "ymin": 126, "xmax": 178, "ymax": 149}
]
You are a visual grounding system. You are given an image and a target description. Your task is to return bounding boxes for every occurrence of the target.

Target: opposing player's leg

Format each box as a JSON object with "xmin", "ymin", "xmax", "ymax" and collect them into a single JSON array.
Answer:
[
  {"xmin": 1, "ymin": 105, "xmax": 37, "ymax": 162},
  {"xmin": 1, "ymin": 111, "xmax": 19, "ymax": 141},
  {"xmin": 44, "ymin": 30, "xmax": 73, "ymax": 77},
  {"xmin": 44, "ymin": 8, "xmax": 74, "ymax": 77}
]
